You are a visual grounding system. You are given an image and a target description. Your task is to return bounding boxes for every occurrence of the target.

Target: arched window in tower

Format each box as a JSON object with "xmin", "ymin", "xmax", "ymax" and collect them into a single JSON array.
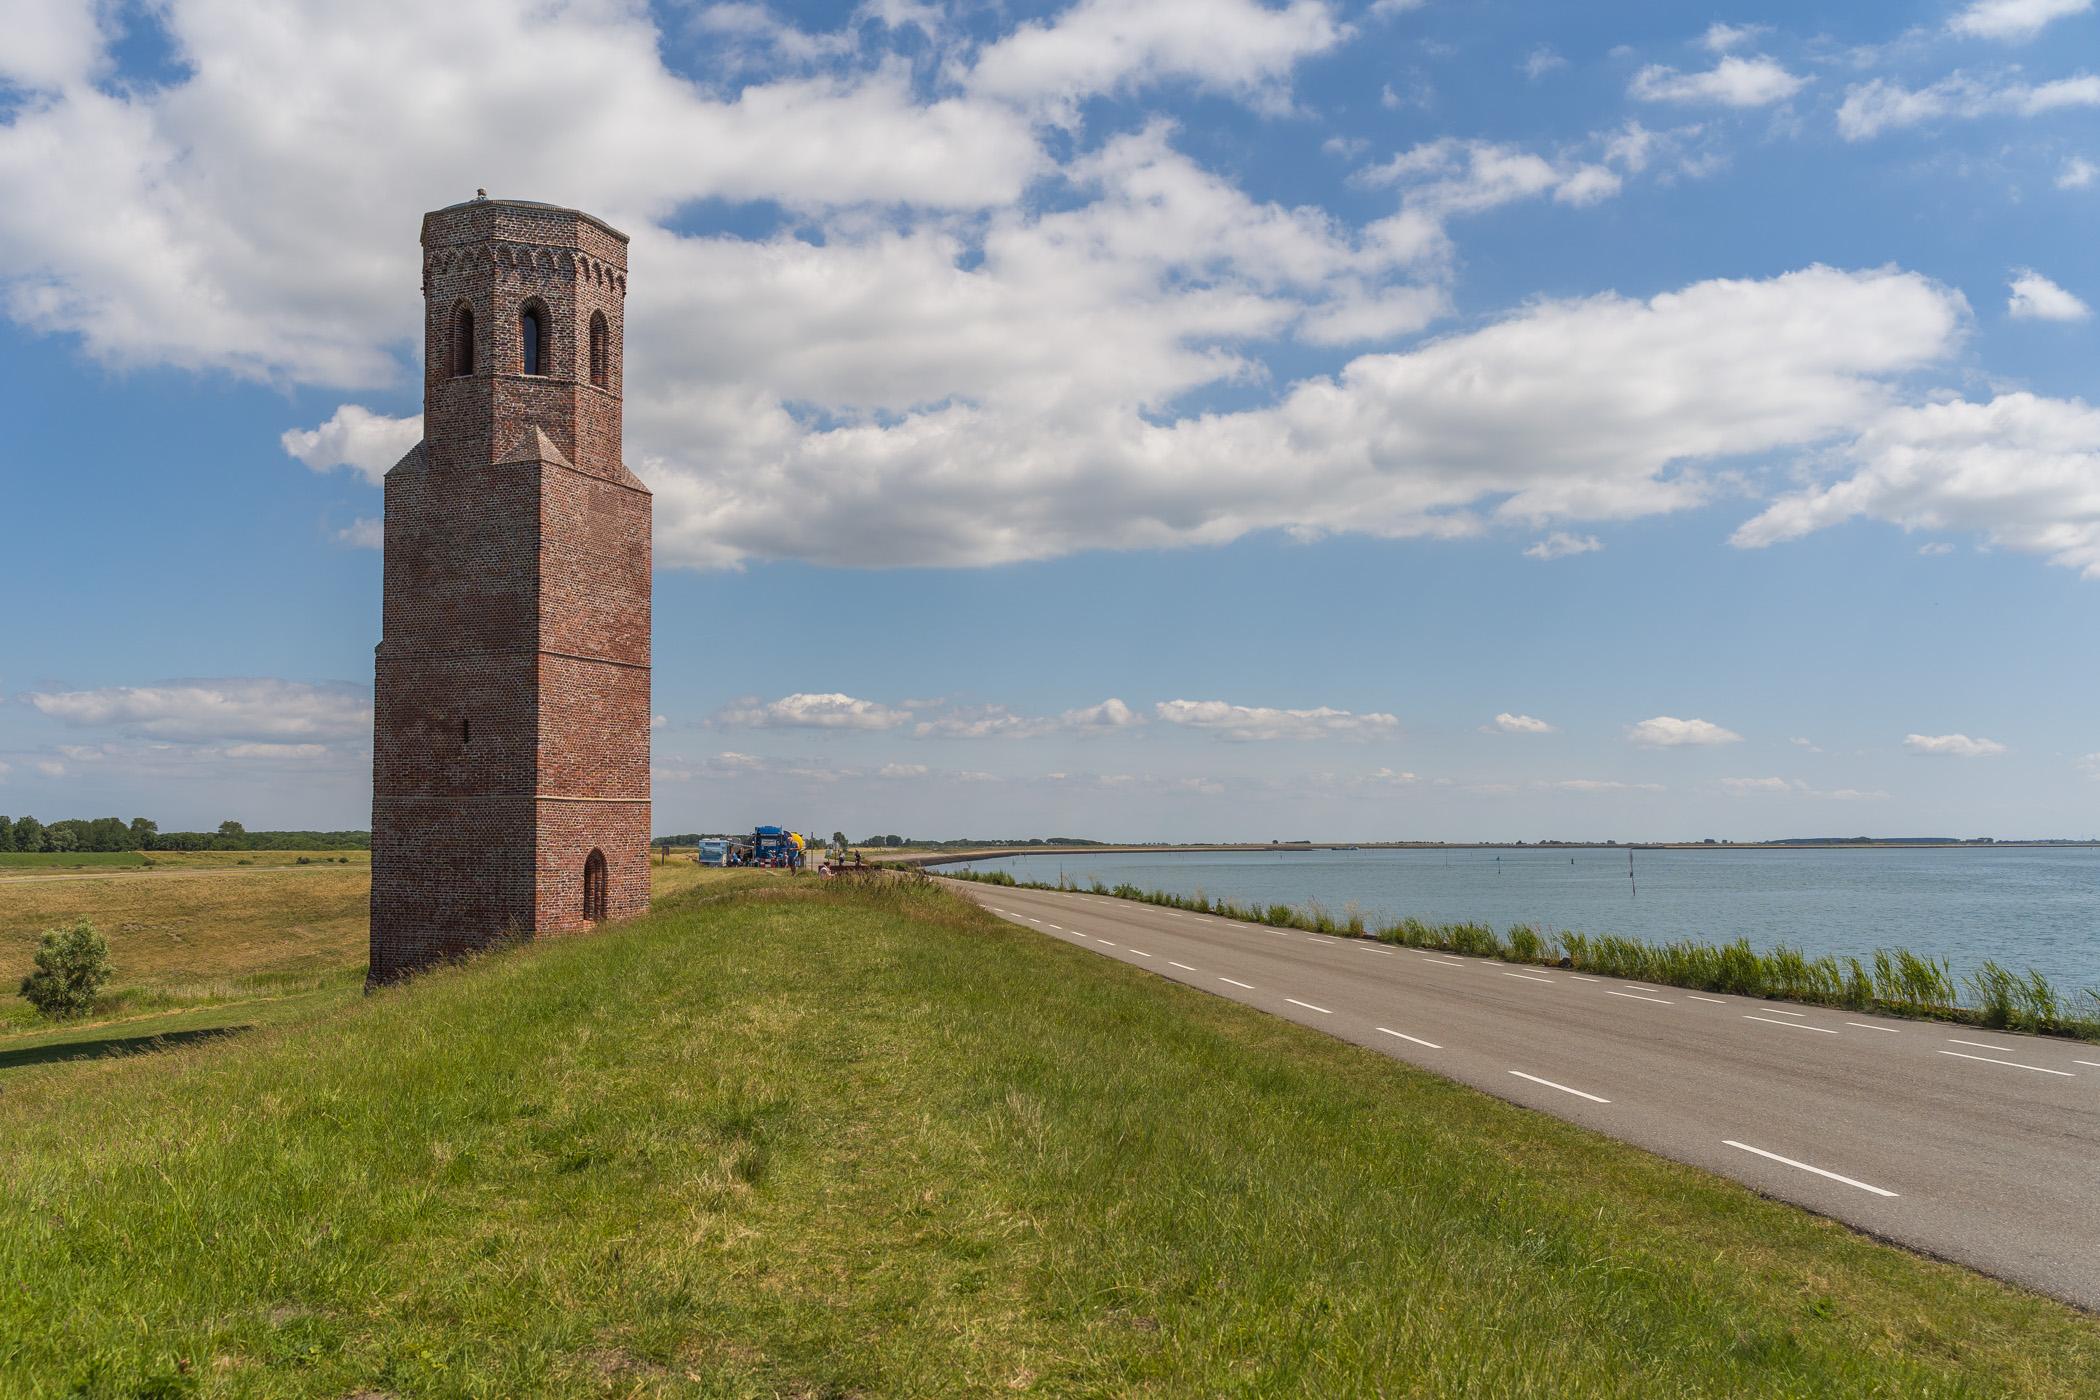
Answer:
[
  {"xmin": 452, "ymin": 305, "xmax": 474, "ymax": 376},
  {"xmin": 520, "ymin": 305, "xmax": 544, "ymax": 376},
  {"xmin": 582, "ymin": 848, "xmax": 608, "ymax": 923},
  {"xmin": 588, "ymin": 311, "xmax": 609, "ymax": 389}
]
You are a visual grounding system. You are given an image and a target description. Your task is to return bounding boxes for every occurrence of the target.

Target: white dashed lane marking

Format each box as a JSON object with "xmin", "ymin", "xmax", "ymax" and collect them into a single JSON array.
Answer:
[
  {"xmin": 1688, "ymin": 994, "xmax": 1727, "ymax": 1004},
  {"xmin": 1745, "ymin": 1015, "xmax": 1838, "ymax": 1034},
  {"xmin": 1604, "ymin": 989, "xmax": 1673, "ymax": 1005},
  {"xmin": 1285, "ymin": 998, "xmax": 1332, "ymax": 1014},
  {"xmin": 1509, "ymin": 1071, "xmax": 1610, "ymax": 1104},
  {"xmin": 1724, "ymin": 1140, "xmax": 1898, "ymax": 1198},
  {"xmin": 1505, "ymin": 972, "xmax": 1555, "ymax": 984},
  {"xmin": 1940, "ymin": 1051, "xmax": 2074, "ymax": 1077},
  {"xmin": 1848, "ymin": 1022, "xmax": 1901, "ymax": 1033},
  {"xmin": 1378, "ymin": 1028, "xmax": 1442, "ymax": 1049},
  {"xmin": 1169, "ymin": 962, "xmax": 1197, "ymax": 971},
  {"xmin": 1219, "ymin": 977, "xmax": 1256, "ymax": 990}
]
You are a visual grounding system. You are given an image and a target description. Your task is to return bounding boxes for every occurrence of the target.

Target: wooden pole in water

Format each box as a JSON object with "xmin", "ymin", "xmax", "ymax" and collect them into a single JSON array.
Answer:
[{"xmin": 1628, "ymin": 846, "xmax": 1636, "ymax": 897}]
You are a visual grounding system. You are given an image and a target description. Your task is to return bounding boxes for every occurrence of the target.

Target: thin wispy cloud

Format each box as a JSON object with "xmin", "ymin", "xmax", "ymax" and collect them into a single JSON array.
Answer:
[
  {"xmin": 1155, "ymin": 700, "xmax": 1400, "ymax": 742},
  {"xmin": 1904, "ymin": 732, "xmax": 2008, "ymax": 757}
]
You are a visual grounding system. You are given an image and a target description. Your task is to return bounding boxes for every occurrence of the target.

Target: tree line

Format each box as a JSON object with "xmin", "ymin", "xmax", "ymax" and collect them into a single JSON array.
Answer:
[{"xmin": 0, "ymin": 816, "xmax": 371, "ymax": 854}]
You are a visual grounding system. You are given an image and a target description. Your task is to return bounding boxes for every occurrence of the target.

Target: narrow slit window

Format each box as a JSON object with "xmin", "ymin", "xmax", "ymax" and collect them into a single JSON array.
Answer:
[
  {"xmin": 453, "ymin": 306, "xmax": 474, "ymax": 376},
  {"xmin": 588, "ymin": 311, "xmax": 609, "ymax": 389},
  {"xmin": 521, "ymin": 306, "xmax": 543, "ymax": 375}
]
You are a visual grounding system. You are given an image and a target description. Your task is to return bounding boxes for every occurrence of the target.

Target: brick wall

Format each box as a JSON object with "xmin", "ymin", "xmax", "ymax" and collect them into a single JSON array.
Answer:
[{"xmin": 370, "ymin": 196, "xmax": 651, "ymax": 985}]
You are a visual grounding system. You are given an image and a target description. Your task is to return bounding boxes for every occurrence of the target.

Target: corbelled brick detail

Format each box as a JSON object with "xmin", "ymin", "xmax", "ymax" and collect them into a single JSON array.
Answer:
[{"xmin": 369, "ymin": 196, "xmax": 651, "ymax": 986}]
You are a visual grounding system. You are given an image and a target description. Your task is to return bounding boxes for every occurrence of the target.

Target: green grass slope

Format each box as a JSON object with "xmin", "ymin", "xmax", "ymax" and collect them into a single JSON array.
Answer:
[{"xmin": 3, "ymin": 880, "xmax": 2095, "ymax": 1397}]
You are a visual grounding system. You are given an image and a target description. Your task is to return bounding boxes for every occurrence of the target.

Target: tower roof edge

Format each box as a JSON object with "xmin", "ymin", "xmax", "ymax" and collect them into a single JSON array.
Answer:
[{"xmin": 420, "ymin": 197, "xmax": 630, "ymax": 247}]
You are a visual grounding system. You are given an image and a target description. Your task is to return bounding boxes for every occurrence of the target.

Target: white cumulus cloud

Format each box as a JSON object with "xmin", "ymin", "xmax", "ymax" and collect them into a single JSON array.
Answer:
[
  {"xmin": 0, "ymin": 0, "xmax": 1046, "ymax": 386},
  {"xmin": 281, "ymin": 405, "xmax": 426, "ymax": 486},
  {"xmin": 1356, "ymin": 138, "xmax": 1624, "ymax": 223},
  {"xmin": 1626, "ymin": 716, "xmax": 1743, "ymax": 747},
  {"xmin": 913, "ymin": 697, "xmax": 1141, "ymax": 739},
  {"xmin": 1837, "ymin": 71, "xmax": 2100, "ymax": 140},
  {"xmin": 1485, "ymin": 713, "xmax": 1557, "ymax": 734},
  {"xmin": 2007, "ymin": 269, "xmax": 2091, "ymax": 321},
  {"xmin": 714, "ymin": 692, "xmax": 913, "ymax": 731},
  {"xmin": 335, "ymin": 517, "xmax": 384, "ymax": 550},
  {"xmin": 2060, "ymin": 156, "xmax": 2098, "ymax": 188},
  {"xmin": 0, "ymin": 0, "xmax": 111, "ymax": 90},
  {"xmin": 1702, "ymin": 23, "xmax": 1768, "ymax": 53},
  {"xmin": 25, "ymin": 678, "xmax": 371, "ymax": 742},
  {"xmin": 1630, "ymin": 56, "xmax": 1807, "ymax": 108},
  {"xmin": 963, "ymin": 0, "xmax": 1345, "ymax": 120},
  {"xmin": 1949, "ymin": 0, "xmax": 2093, "ymax": 40},
  {"xmin": 1904, "ymin": 732, "xmax": 2008, "ymax": 757},
  {"xmin": 1733, "ymin": 393, "xmax": 2100, "ymax": 578},
  {"xmin": 626, "ymin": 263, "xmax": 1965, "ymax": 569},
  {"xmin": 1155, "ymin": 699, "xmax": 1400, "ymax": 742},
  {"xmin": 1525, "ymin": 531, "xmax": 1603, "ymax": 560}
]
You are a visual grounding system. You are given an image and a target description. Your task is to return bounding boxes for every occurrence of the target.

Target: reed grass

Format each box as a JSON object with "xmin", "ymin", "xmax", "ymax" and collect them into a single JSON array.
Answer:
[{"xmin": 946, "ymin": 869, "xmax": 2100, "ymax": 1042}]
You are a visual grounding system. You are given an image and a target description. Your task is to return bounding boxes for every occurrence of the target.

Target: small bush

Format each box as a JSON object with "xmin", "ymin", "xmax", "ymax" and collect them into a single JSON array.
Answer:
[{"xmin": 18, "ymin": 919, "xmax": 114, "ymax": 1020}]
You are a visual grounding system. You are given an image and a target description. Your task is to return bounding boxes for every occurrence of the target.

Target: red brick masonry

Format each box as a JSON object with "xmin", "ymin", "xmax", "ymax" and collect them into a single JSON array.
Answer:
[{"xmin": 369, "ymin": 196, "xmax": 651, "ymax": 985}]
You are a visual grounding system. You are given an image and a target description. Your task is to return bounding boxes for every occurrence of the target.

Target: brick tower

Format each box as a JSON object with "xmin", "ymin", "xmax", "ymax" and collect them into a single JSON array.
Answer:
[{"xmin": 368, "ymin": 195, "xmax": 651, "ymax": 986}]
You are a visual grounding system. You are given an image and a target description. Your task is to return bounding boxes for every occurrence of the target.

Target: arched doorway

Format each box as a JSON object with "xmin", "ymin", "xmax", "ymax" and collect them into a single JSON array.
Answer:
[{"xmin": 582, "ymin": 848, "xmax": 608, "ymax": 923}]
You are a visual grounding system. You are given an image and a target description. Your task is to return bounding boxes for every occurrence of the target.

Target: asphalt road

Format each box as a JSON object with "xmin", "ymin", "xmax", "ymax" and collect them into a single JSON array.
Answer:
[{"xmin": 949, "ymin": 879, "xmax": 2100, "ymax": 1311}]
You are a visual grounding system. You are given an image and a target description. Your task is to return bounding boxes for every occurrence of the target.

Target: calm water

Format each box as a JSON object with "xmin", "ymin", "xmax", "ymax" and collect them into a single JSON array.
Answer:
[{"xmin": 953, "ymin": 846, "xmax": 2100, "ymax": 992}]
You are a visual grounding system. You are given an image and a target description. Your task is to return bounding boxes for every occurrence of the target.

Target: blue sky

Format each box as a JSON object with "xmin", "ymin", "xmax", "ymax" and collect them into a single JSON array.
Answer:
[{"xmin": 2, "ymin": 0, "xmax": 2097, "ymax": 841}]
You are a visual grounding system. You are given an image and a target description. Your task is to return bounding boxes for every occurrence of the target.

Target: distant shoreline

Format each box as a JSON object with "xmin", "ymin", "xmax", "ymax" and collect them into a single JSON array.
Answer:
[{"xmin": 896, "ymin": 839, "xmax": 2100, "ymax": 868}]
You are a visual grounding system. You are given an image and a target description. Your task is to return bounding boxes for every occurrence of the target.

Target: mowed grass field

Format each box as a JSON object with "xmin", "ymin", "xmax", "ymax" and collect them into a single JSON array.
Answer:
[
  {"xmin": 3, "ymin": 876, "xmax": 2098, "ymax": 1396},
  {"xmin": 0, "ymin": 854, "xmax": 726, "ymax": 1046}
]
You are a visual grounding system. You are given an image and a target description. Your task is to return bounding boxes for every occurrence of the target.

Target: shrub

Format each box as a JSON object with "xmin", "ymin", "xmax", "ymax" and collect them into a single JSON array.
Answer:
[{"xmin": 18, "ymin": 919, "xmax": 113, "ymax": 1020}]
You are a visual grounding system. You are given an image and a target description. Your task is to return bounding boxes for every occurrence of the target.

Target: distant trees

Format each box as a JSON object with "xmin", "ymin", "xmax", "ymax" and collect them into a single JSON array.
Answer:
[
  {"xmin": 18, "ymin": 920, "xmax": 113, "ymax": 1020},
  {"xmin": 0, "ymin": 814, "xmax": 367, "ymax": 854}
]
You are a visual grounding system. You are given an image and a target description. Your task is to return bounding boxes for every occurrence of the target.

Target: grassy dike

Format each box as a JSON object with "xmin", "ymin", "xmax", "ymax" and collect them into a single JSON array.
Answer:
[{"xmin": 3, "ymin": 879, "xmax": 2097, "ymax": 1397}]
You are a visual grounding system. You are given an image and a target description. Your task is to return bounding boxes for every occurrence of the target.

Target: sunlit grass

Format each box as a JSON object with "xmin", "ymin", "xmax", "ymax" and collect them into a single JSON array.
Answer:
[{"xmin": 3, "ymin": 876, "xmax": 2096, "ymax": 1395}]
